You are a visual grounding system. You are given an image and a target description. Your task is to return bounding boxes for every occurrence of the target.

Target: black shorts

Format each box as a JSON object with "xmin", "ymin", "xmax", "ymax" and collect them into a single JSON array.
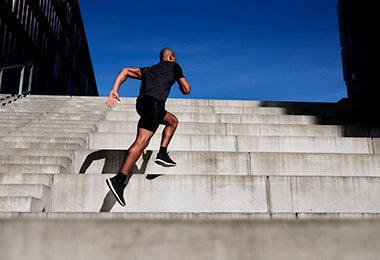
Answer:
[{"xmin": 136, "ymin": 95, "xmax": 167, "ymax": 133}]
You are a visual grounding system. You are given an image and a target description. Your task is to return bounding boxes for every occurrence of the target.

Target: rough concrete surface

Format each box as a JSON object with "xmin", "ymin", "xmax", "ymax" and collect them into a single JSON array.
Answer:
[{"xmin": 0, "ymin": 218, "xmax": 379, "ymax": 260}]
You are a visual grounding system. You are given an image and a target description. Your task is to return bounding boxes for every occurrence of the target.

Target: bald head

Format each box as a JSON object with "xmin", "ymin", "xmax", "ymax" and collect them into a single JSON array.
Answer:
[{"xmin": 159, "ymin": 48, "xmax": 176, "ymax": 62}]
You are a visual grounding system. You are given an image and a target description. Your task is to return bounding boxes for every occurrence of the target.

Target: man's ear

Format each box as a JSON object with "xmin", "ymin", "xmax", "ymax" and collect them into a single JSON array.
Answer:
[{"xmin": 169, "ymin": 55, "xmax": 173, "ymax": 61}]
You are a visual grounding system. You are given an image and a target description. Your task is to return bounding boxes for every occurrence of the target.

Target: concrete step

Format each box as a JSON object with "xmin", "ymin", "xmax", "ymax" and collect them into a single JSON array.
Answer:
[
  {"xmin": 1, "ymin": 102, "xmax": 104, "ymax": 108},
  {"xmin": 0, "ymin": 141, "xmax": 83, "ymax": 150},
  {"xmin": 97, "ymin": 97, "xmax": 380, "ymax": 127},
  {"xmin": 95, "ymin": 121, "xmax": 380, "ymax": 137},
  {"xmin": 40, "ymin": 108, "xmax": 106, "ymax": 114},
  {"xmin": 0, "ymin": 119, "xmax": 34, "ymax": 124},
  {"xmin": 0, "ymin": 123, "xmax": 98, "ymax": 132},
  {"xmin": 11, "ymin": 105, "xmax": 107, "ymax": 113},
  {"xmin": 235, "ymin": 136, "xmax": 379, "ymax": 153},
  {"xmin": 25, "ymin": 95, "xmax": 106, "ymax": 103},
  {"xmin": 0, "ymin": 119, "xmax": 32, "ymax": 124},
  {"xmin": 29, "ymin": 118, "xmax": 103, "ymax": 125},
  {"xmin": 37, "ymin": 114, "xmax": 105, "ymax": 121},
  {"xmin": 3, "ymin": 106, "xmax": 378, "ymax": 129},
  {"xmin": 88, "ymin": 132, "xmax": 379, "ymax": 154},
  {"xmin": 0, "ymin": 218, "xmax": 379, "ymax": 260},
  {"xmin": 2, "ymin": 108, "xmax": 60, "ymax": 113},
  {"xmin": 0, "ymin": 126, "xmax": 22, "ymax": 133},
  {"xmin": 0, "ymin": 155, "xmax": 70, "ymax": 168},
  {"xmin": 12, "ymin": 96, "xmax": 380, "ymax": 125},
  {"xmin": 26, "ymin": 120, "xmax": 99, "ymax": 127},
  {"xmin": 1, "ymin": 136, "xmax": 87, "ymax": 147},
  {"xmin": 73, "ymin": 150, "xmax": 380, "ymax": 176},
  {"xmin": 13, "ymin": 127, "xmax": 95, "ymax": 134},
  {"xmin": 12, "ymin": 102, "xmax": 287, "ymax": 115},
  {"xmin": 0, "ymin": 184, "xmax": 50, "ymax": 198},
  {"xmin": 52, "ymin": 174, "xmax": 265, "ymax": 212},
  {"xmin": 1, "ymin": 212, "xmax": 380, "ymax": 220},
  {"xmin": 0, "ymin": 111, "xmax": 100, "ymax": 121},
  {"xmin": 147, "ymin": 98, "xmax": 317, "ymax": 109},
  {"xmin": 6, "ymin": 131, "xmax": 89, "ymax": 139},
  {"xmin": 108, "ymin": 98, "xmax": 288, "ymax": 111},
  {"xmin": 51, "ymin": 174, "xmax": 380, "ymax": 213},
  {"xmin": 0, "ymin": 197, "xmax": 43, "ymax": 212},
  {"xmin": 0, "ymin": 148, "xmax": 73, "ymax": 158},
  {"xmin": 109, "ymin": 99, "xmax": 380, "ymax": 120},
  {"xmin": 0, "ymin": 112, "xmax": 103, "ymax": 121},
  {"xmin": 106, "ymin": 111, "xmax": 319, "ymax": 124},
  {"xmin": 111, "ymin": 104, "xmax": 289, "ymax": 115},
  {"xmin": 0, "ymin": 173, "xmax": 52, "ymax": 186},
  {"xmin": 262, "ymin": 101, "xmax": 380, "ymax": 122},
  {"xmin": 21, "ymin": 94, "xmax": 380, "ymax": 111},
  {"xmin": 2, "ymin": 104, "xmax": 107, "ymax": 113},
  {"xmin": 0, "ymin": 164, "xmax": 65, "ymax": 174}
]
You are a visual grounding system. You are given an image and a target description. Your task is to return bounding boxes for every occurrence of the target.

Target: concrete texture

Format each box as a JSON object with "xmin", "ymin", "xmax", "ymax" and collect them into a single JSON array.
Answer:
[
  {"xmin": 50, "ymin": 174, "xmax": 380, "ymax": 213},
  {"xmin": 0, "ymin": 155, "xmax": 70, "ymax": 168},
  {"xmin": 249, "ymin": 153, "xmax": 380, "ymax": 176},
  {"xmin": 74, "ymin": 150, "xmax": 380, "ymax": 176},
  {"xmin": 51, "ymin": 174, "xmax": 268, "ymax": 213},
  {"xmin": 1, "ymin": 212, "xmax": 380, "ymax": 220},
  {"xmin": 1, "ymin": 95, "xmax": 380, "ymax": 219},
  {"xmin": 105, "ymin": 110, "xmax": 320, "ymax": 124},
  {"xmin": 0, "ymin": 164, "xmax": 65, "ymax": 174},
  {"xmin": 268, "ymin": 176, "xmax": 380, "ymax": 213},
  {"xmin": 74, "ymin": 150, "xmax": 251, "ymax": 175},
  {"xmin": 1, "ymin": 218, "xmax": 380, "ymax": 260},
  {"xmin": 0, "ymin": 197, "xmax": 40, "ymax": 212},
  {"xmin": 96, "ymin": 120, "xmax": 350, "ymax": 137},
  {"xmin": 0, "ymin": 173, "xmax": 52, "ymax": 186},
  {"xmin": 88, "ymin": 133, "xmax": 377, "ymax": 153}
]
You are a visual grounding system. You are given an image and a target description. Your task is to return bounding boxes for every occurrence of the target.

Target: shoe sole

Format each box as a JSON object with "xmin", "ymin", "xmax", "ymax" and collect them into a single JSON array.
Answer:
[
  {"xmin": 106, "ymin": 179, "xmax": 126, "ymax": 207},
  {"xmin": 155, "ymin": 158, "xmax": 176, "ymax": 167}
]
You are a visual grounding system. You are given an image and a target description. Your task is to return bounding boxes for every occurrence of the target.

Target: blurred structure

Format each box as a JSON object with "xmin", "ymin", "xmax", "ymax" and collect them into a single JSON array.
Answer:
[
  {"xmin": 0, "ymin": 0, "xmax": 98, "ymax": 96},
  {"xmin": 338, "ymin": 0, "xmax": 380, "ymax": 103}
]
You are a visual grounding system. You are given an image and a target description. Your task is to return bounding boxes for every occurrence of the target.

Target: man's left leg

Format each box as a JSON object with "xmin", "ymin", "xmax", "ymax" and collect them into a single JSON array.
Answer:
[
  {"xmin": 155, "ymin": 111, "xmax": 178, "ymax": 166},
  {"xmin": 106, "ymin": 127, "xmax": 155, "ymax": 206}
]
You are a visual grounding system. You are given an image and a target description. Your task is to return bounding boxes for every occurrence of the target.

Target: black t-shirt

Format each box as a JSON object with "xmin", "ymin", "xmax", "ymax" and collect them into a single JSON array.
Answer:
[{"xmin": 139, "ymin": 61, "xmax": 184, "ymax": 102}]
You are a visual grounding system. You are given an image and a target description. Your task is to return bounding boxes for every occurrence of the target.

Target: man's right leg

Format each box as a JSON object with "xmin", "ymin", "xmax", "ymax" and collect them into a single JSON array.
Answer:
[
  {"xmin": 155, "ymin": 111, "xmax": 178, "ymax": 167},
  {"xmin": 106, "ymin": 127, "xmax": 154, "ymax": 206}
]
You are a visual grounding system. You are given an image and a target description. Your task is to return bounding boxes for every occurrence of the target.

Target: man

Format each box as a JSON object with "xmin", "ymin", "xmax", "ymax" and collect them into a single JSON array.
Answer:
[{"xmin": 105, "ymin": 48, "xmax": 191, "ymax": 206}]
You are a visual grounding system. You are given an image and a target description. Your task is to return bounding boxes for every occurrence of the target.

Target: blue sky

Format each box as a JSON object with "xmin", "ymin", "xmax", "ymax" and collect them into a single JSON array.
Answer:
[{"xmin": 78, "ymin": 0, "xmax": 346, "ymax": 102}]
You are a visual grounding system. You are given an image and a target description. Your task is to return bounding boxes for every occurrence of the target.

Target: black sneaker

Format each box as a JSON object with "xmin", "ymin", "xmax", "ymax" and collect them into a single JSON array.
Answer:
[
  {"xmin": 106, "ymin": 176, "xmax": 126, "ymax": 206},
  {"xmin": 155, "ymin": 152, "xmax": 176, "ymax": 167}
]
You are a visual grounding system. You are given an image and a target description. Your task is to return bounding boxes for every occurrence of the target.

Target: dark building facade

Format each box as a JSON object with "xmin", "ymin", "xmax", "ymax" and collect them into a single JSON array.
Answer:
[
  {"xmin": 338, "ymin": 0, "xmax": 380, "ymax": 103},
  {"xmin": 0, "ymin": 0, "xmax": 98, "ymax": 96}
]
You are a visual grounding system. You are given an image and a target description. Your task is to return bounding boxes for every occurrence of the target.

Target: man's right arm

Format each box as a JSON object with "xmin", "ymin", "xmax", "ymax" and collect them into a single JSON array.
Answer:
[{"xmin": 107, "ymin": 68, "xmax": 142, "ymax": 107}]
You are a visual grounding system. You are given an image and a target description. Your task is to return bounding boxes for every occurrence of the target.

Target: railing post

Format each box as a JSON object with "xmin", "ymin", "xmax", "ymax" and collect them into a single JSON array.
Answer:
[
  {"xmin": 0, "ymin": 69, "xmax": 3, "ymax": 92},
  {"xmin": 28, "ymin": 65, "xmax": 34, "ymax": 93},
  {"xmin": 18, "ymin": 67, "xmax": 25, "ymax": 95}
]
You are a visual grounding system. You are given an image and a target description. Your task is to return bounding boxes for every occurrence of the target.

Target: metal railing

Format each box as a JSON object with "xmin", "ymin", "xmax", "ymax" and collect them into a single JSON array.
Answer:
[{"xmin": 0, "ymin": 62, "xmax": 34, "ymax": 106}]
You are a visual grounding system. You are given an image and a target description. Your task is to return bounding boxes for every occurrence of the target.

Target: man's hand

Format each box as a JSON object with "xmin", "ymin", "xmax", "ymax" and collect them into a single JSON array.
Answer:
[{"xmin": 106, "ymin": 90, "xmax": 121, "ymax": 108}]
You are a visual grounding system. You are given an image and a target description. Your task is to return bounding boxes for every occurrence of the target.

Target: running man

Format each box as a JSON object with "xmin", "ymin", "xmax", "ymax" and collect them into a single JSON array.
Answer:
[{"xmin": 105, "ymin": 48, "xmax": 191, "ymax": 206}]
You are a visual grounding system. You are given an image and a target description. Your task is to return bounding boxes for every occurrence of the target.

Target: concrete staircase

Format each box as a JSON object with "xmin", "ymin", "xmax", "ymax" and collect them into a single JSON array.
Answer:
[{"xmin": 1, "ymin": 95, "xmax": 380, "ymax": 259}]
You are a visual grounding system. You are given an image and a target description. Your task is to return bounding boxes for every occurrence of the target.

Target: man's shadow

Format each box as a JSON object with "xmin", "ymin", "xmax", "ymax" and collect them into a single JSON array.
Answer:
[{"xmin": 79, "ymin": 149, "xmax": 161, "ymax": 212}]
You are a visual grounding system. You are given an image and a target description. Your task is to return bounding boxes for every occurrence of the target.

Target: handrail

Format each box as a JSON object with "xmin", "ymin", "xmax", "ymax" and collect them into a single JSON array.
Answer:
[
  {"xmin": 0, "ymin": 62, "xmax": 34, "ymax": 106},
  {"xmin": 0, "ymin": 62, "xmax": 33, "ymax": 71}
]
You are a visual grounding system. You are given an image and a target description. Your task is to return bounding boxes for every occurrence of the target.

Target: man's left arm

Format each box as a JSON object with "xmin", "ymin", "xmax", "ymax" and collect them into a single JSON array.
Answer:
[
  {"xmin": 178, "ymin": 77, "xmax": 191, "ymax": 95},
  {"xmin": 174, "ymin": 63, "xmax": 191, "ymax": 95}
]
